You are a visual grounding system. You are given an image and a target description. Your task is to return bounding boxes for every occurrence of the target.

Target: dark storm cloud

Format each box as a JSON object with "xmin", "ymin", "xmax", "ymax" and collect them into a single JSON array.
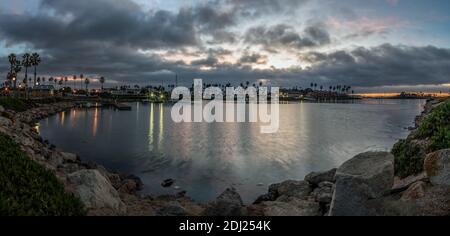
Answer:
[
  {"xmin": 239, "ymin": 52, "xmax": 268, "ymax": 65},
  {"xmin": 228, "ymin": 0, "xmax": 309, "ymax": 17},
  {"xmin": 0, "ymin": 0, "xmax": 449, "ymax": 90},
  {"xmin": 300, "ymin": 44, "xmax": 450, "ymax": 87},
  {"xmin": 244, "ymin": 24, "xmax": 331, "ymax": 52}
]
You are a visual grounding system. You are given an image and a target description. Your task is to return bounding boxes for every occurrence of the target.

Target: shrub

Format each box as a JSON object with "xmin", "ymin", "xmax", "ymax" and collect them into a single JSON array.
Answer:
[
  {"xmin": 392, "ymin": 139, "xmax": 426, "ymax": 178},
  {"xmin": 393, "ymin": 99, "xmax": 450, "ymax": 178},
  {"xmin": 0, "ymin": 133, "xmax": 85, "ymax": 216},
  {"xmin": 0, "ymin": 97, "xmax": 28, "ymax": 112}
]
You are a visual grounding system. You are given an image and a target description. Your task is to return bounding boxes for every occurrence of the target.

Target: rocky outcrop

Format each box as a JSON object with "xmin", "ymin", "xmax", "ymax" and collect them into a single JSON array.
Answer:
[
  {"xmin": 68, "ymin": 169, "xmax": 126, "ymax": 215},
  {"xmin": 203, "ymin": 188, "xmax": 246, "ymax": 216},
  {"xmin": 329, "ymin": 152, "xmax": 395, "ymax": 216},
  {"xmin": 251, "ymin": 169, "xmax": 337, "ymax": 216},
  {"xmin": 305, "ymin": 168, "xmax": 337, "ymax": 186},
  {"xmin": 2, "ymin": 98, "xmax": 448, "ymax": 216},
  {"xmin": 424, "ymin": 149, "xmax": 450, "ymax": 186}
]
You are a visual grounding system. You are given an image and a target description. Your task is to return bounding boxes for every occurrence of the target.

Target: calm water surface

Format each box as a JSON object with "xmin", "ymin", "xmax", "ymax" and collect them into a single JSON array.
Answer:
[{"xmin": 38, "ymin": 99, "xmax": 425, "ymax": 203}]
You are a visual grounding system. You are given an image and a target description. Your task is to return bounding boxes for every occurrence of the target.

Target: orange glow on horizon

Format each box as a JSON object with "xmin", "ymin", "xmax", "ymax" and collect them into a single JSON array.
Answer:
[{"xmin": 355, "ymin": 92, "xmax": 450, "ymax": 98}]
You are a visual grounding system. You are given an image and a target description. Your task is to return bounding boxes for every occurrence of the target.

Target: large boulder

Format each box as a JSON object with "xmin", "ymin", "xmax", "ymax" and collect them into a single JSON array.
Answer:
[
  {"xmin": 401, "ymin": 181, "xmax": 427, "ymax": 202},
  {"xmin": 424, "ymin": 149, "xmax": 450, "ymax": 186},
  {"xmin": 274, "ymin": 180, "xmax": 312, "ymax": 200},
  {"xmin": 312, "ymin": 181, "xmax": 334, "ymax": 204},
  {"xmin": 0, "ymin": 116, "xmax": 12, "ymax": 126},
  {"xmin": 203, "ymin": 188, "xmax": 246, "ymax": 216},
  {"xmin": 329, "ymin": 152, "xmax": 395, "ymax": 216},
  {"xmin": 305, "ymin": 168, "xmax": 337, "ymax": 185},
  {"xmin": 68, "ymin": 169, "xmax": 126, "ymax": 214},
  {"xmin": 60, "ymin": 152, "xmax": 79, "ymax": 163}
]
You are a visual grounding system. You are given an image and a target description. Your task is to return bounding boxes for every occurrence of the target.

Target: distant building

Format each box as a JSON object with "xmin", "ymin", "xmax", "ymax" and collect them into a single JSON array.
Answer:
[{"xmin": 31, "ymin": 85, "xmax": 55, "ymax": 97}]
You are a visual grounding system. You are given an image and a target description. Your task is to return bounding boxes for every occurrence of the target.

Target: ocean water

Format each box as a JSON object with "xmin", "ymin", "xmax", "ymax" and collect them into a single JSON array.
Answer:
[{"xmin": 38, "ymin": 99, "xmax": 425, "ymax": 203}]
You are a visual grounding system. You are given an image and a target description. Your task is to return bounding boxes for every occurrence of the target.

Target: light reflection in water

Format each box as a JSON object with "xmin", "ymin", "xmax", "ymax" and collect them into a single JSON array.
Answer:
[
  {"xmin": 92, "ymin": 107, "xmax": 98, "ymax": 137},
  {"xmin": 38, "ymin": 100, "xmax": 426, "ymax": 203},
  {"xmin": 158, "ymin": 104, "xmax": 164, "ymax": 145},
  {"xmin": 149, "ymin": 103, "xmax": 154, "ymax": 151},
  {"xmin": 60, "ymin": 111, "xmax": 65, "ymax": 126}
]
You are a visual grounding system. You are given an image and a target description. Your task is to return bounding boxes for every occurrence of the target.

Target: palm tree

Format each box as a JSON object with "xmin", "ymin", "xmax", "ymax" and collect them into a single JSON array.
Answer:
[
  {"xmin": 30, "ymin": 53, "xmax": 41, "ymax": 86},
  {"xmin": 99, "ymin": 76, "xmax": 105, "ymax": 90},
  {"xmin": 42, "ymin": 77, "xmax": 46, "ymax": 86},
  {"xmin": 8, "ymin": 54, "xmax": 21, "ymax": 89},
  {"xmin": 8, "ymin": 54, "xmax": 17, "ymax": 75},
  {"xmin": 84, "ymin": 78, "xmax": 90, "ymax": 94},
  {"xmin": 37, "ymin": 77, "xmax": 41, "ymax": 86},
  {"xmin": 58, "ymin": 79, "xmax": 63, "ymax": 89},
  {"xmin": 80, "ymin": 74, "xmax": 84, "ymax": 90},
  {"xmin": 64, "ymin": 77, "xmax": 68, "ymax": 87},
  {"xmin": 22, "ymin": 53, "xmax": 32, "ymax": 87},
  {"xmin": 49, "ymin": 77, "xmax": 54, "ymax": 86},
  {"xmin": 73, "ymin": 75, "xmax": 77, "ymax": 89}
]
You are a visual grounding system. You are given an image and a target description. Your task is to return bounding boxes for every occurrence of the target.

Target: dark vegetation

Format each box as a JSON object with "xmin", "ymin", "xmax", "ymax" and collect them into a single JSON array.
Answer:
[
  {"xmin": 393, "ymin": 99, "xmax": 450, "ymax": 178},
  {"xmin": 0, "ymin": 133, "xmax": 85, "ymax": 216}
]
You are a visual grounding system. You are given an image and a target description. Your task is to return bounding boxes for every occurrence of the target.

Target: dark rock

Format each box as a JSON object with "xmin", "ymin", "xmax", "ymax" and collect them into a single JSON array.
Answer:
[
  {"xmin": 401, "ymin": 181, "xmax": 427, "ymax": 201},
  {"xmin": 156, "ymin": 202, "xmax": 187, "ymax": 216},
  {"xmin": 329, "ymin": 152, "xmax": 394, "ymax": 216},
  {"xmin": 118, "ymin": 179, "xmax": 138, "ymax": 194},
  {"xmin": 253, "ymin": 194, "xmax": 274, "ymax": 204},
  {"xmin": 204, "ymin": 188, "xmax": 246, "ymax": 216},
  {"xmin": 176, "ymin": 191, "xmax": 188, "ymax": 198},
  {"xmin": 161, "ymin": 178, "xmax": 175, "ymax": 188},
  {"xmin": 312, "ymin": 181, "xmax": 334, "ymax": 204},
  {"xmin": 305, "ymin": 168, "xmax": 337, "ymax": 185},
  {"xmin": 424, "ymin": 149, "xmax": 450, "ymax": 186},
  {"xmin": 275, "ymin": 180, "xmax": 312, "ymax": 200},
  {"xmin": 124, "ymin": 175, "xmax": 144, "ymax": 191}
]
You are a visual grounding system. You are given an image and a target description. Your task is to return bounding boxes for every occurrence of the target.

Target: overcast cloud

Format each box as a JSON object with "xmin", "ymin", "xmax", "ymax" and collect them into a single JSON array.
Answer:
[{"xmin": 0, "ymin": 0, "xmax": 449, "ymax": 91}]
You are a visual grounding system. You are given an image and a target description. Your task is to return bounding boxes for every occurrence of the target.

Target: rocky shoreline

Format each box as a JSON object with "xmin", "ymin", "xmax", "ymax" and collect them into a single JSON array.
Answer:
[{"xmin": 1, "ymin": 98, "xmax": 449, "ymax": 216}]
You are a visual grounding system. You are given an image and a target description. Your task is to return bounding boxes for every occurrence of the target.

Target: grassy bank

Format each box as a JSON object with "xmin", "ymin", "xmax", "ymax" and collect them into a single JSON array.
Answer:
[
  {"xmin": 0, "ymin": 133, "xmax": 85, "ymax": 216},
  {"xmin": 0, "ymin": 97, "xmax": 29, "ymax": 112},
  {"xmin": 393, "ymin": 99, "xmax": 450, "ymax": 178}
]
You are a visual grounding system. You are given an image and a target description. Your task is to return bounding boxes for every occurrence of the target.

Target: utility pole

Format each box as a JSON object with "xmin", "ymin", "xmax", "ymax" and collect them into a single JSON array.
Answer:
[{"xmin": 175, "ymin": 74, "xmax": 178, "ymax": 87}]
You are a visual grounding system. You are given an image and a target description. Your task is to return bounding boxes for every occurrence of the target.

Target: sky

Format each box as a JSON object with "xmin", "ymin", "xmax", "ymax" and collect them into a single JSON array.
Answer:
[{"xmin": 0, "ymin": 0, "xmax": 449, "ymax": 92}]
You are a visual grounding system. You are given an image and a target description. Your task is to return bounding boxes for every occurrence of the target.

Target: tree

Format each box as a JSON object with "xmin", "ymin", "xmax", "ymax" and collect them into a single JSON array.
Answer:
[
  {"xmin": 22, "ymin": 53, "xmax": 32, "ymax": 87},
  {"xmin": 99, "ymin": 76, "xmax": 105, "ymax": 90},
  {"xmin": 30, "ymin": 53, "xmax": 41, "ymax": 86},
  {"xmin": 8, "ymin": 54, "xmax": 17, "ymax": 75},
  {"xmin": 84, "ymin": 78, "xmax": 90, "ymax": 94},
  {"xmin": 73, "ymin": 75, "xmax": 77, "ymax": 90},
  {"xmin": 8, "ymin": 54, "xmax": 21, "ymax": 89},
  {"xmin": 64, "ymin": 77, "xmax": 68, "ymax": 87},
  {"xmin": 80, "ymin": 74, "xmax": 84, "ymax": 90}
]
